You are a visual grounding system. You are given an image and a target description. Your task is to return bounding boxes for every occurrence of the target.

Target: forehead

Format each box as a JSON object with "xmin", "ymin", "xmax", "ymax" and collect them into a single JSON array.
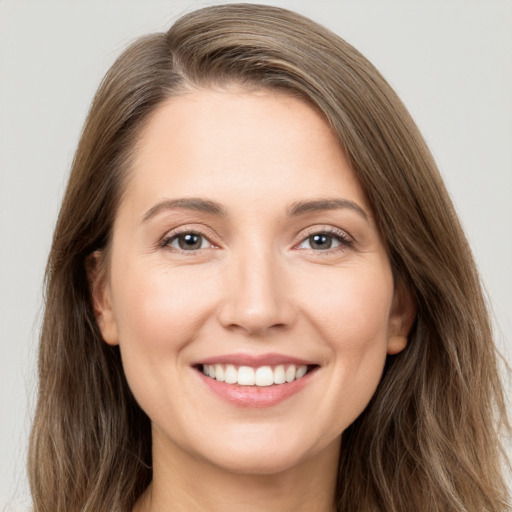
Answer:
[{"xmin": 123, "ymin": 87, "xmax": 369, "ymax": 216}]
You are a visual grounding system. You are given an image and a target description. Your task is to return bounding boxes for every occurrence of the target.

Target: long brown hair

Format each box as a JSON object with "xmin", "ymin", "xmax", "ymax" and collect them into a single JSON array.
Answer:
[{"xmin": 29, "ymin": 4, "xmax": 510, "ymax": 511}]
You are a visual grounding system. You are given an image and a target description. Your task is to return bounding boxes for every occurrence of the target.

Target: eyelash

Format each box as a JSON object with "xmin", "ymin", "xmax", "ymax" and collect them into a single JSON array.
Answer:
[
  {"xmin": 159, "ymin": 227, "xmax": 354, "ymax": 254},
  {"xmin": 159, "ymin": 228, "xmax": 217, "ymax": 253},
  {"xmin": 294, "ymin": 227, "xmax": 353, "ymax": 254}
]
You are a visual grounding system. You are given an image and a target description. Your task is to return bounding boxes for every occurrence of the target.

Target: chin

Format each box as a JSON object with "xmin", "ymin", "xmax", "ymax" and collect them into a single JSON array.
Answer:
[
  {"xmin": 191, "ymin": 427, "xmax": 333, "ymax": 476},
  {"xmin": 204, "ymin": 447, "xmax": 311, "ymax": 476}
]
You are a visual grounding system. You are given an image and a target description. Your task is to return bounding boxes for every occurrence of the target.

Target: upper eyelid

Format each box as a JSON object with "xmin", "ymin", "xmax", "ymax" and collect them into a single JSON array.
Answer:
[
  {"xmin": 162, "ymin": 224, "xmax": 218, "ymax": 240},
  {"xmin": 292, "ymin": 226, "xmax": 355, "ymax": 254},
  {"xmin": 296, "ymin": 225, "xmax": 353, "ymax": 242},
  {"xmin": 159, "ymin": 225, "xmax": 219, "ymax": 250},
  {"xmin": 158, "ymin": 224, "xmax": 354, "ymax": 249}
]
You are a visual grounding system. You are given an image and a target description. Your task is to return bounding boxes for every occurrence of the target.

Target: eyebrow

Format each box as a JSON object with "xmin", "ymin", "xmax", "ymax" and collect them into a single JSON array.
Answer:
[
  {"xmin": 287, "ymin": 198, "xmax": 368, "ymax": 220},
  {"xmin": 141, "ymin": 196, "xmax": 368, "ymax": 223},
  {"xmin": 141, "ymin": 198, "xmax": 227, "ymax": 223}
]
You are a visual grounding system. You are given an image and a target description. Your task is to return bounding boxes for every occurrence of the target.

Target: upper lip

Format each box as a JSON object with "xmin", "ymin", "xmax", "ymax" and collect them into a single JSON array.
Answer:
[{"xmin": 192, "ymin": 352, "xmax": 316, "ymax": 367}]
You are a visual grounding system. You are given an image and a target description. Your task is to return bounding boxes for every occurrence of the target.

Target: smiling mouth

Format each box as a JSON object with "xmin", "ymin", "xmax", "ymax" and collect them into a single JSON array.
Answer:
[{"xmin": 197, "ymin": 363, "xmax": 318, "ymax": 387}]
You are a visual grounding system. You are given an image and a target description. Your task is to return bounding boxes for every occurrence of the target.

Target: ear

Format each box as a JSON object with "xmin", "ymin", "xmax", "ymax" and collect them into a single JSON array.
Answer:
[
  {"xmin": 386, "ymin": 279, "xmax": 416, "ymax": 355},
  {"xmin": 85, "ymin": 250, "xmax": 119, "ymax": 346}
]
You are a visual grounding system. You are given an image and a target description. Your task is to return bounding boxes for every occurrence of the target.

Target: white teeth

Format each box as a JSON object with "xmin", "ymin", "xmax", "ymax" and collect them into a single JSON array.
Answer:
[
  {"xmin": 273, "ymin": 365, "xmax": 286, "ymax": 384},
  {"xmin": 255, "ymin": 366, "xmax": 274, "ymax": 386},
  {"xmin": 224, "ymin": 364, "xmax": 237, "ymax": 384},
  {"xmin": 295, "ymin": 365, "xmax": 307, "ymax": 379},
  {"xmin": 285, "ymin": 364, "xmax": 296, "ymax": 383},
  {"xmin": 202, "ymin": 363, "xmax": 310, "ymax": 386},
  {"xmin": 215, "ymin": 364, "xmax": 225, "ymax": 382},
  {"xmin": 237, "ymin": 366, "xmax": 255, "ymax": 385}
]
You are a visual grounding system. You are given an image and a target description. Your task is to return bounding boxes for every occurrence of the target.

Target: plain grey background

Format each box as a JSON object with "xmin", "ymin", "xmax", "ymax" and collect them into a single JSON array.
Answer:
[{"xmin": 1, "ymin": 0, "xmax": 511, "ymax": 509}]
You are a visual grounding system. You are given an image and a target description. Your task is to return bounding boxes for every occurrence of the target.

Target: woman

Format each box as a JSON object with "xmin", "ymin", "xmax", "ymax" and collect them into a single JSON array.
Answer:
[{"xmin": 28, "ymin": 4, "xmax": 510, "ymax": 511}]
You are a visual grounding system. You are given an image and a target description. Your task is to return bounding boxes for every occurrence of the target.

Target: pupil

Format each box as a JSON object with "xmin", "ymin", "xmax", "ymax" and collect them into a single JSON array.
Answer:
[
  {"xmin": 310, "ymin": 234, "xmax": 331, "ymax": 250},
  {"xmin": 179, "ymin": 233, "xmax": 201, "ymax": 250}
]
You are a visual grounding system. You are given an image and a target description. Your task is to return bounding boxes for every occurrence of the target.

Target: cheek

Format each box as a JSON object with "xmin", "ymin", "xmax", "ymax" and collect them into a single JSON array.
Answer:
[
  {"xmin": 299, "ymin": 263, "xmax": 393, "ymax": 425},
  {"xmin": 109, "ymin": 261, "xmax": 219, "ymax": 399},
  {"xmin": 108, "ymin": 260, "xmax": 224, "ymax": 427},
  {"xmin": 112, "ymin": 263, "xmax": 215, "ymax": 348},
  {"xmin": 302, "ymin": 262, "xmax": 394, "ymax": 351}
]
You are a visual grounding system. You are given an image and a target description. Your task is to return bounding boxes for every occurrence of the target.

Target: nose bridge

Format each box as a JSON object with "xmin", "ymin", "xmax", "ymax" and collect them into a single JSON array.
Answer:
[{"xmin": 217, "ymin": 238, "xmax": 295, "ymax": 334}]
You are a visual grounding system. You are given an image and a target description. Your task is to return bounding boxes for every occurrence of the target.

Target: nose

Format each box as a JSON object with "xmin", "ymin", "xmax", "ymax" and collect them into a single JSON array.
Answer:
[{"xmin": 217, "ymin": 246, "xmax": 297, "ymax": 336}]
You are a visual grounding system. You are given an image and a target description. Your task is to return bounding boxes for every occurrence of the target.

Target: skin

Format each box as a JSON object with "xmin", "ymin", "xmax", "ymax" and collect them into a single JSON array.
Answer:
[{"xmin": 90, "ymin": 87, "xmax": 414, "ymax": 512}]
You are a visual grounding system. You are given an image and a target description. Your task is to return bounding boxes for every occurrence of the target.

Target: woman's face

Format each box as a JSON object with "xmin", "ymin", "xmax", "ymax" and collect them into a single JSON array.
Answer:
[{"xmin": 92, "ymin": 87, "xmax": 412, "ymax": 476}]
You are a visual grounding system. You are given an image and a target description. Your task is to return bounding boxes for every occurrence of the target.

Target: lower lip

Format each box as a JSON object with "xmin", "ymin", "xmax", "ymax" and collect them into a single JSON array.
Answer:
[{"xmin": 197, "ymin": 369, "xmax": 316, "ymax": 408}]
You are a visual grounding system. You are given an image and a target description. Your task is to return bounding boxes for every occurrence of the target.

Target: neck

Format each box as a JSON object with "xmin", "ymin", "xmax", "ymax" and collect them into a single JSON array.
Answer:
[{"xmin": 134, "ymin": 430, "xmax": 340, "ymax": 512}]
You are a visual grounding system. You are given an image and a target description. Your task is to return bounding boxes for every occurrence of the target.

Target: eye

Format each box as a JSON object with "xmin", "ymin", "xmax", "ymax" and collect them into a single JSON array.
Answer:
[
  {"xmin": 296, "ymin": 230, "xmax": 351, "ymax": 251},
  {"xmin": 165, "ymin": 232, "xmax": 212, "ymax": 251}
]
